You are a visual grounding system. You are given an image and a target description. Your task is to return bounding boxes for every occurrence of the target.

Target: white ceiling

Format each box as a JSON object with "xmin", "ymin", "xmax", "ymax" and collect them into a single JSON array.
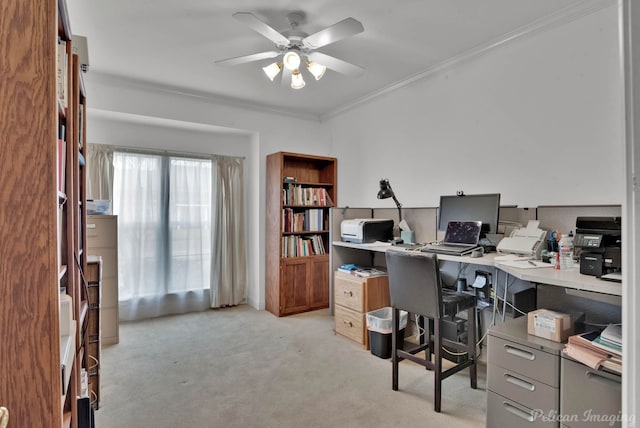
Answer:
[{"xmin": 67, "ymin": 0, "xmax": 589, "ymax": 119}]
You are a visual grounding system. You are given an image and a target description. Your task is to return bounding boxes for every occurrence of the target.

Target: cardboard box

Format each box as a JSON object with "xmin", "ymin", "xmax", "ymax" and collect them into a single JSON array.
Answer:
[{"xmin": 527, "ymin": 309, "xmax": 573, "ymax": 342}]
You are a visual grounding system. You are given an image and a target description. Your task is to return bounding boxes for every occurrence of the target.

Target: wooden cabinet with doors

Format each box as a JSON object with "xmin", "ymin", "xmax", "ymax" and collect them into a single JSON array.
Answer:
[{"xmin": 266, "ymin": 152, "xmax": 336, "ymax": 316}]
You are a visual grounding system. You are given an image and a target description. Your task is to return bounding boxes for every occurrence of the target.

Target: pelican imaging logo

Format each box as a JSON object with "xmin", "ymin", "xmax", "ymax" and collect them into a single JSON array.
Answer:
[{"xmin": 533, "ymin": 409, "xmax": 634, "ymax": 426}]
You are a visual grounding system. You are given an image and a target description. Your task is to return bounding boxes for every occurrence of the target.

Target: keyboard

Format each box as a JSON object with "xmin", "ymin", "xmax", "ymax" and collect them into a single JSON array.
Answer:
[{"xmin": 421, "ymin": 243, "xmax": 480, "ymax": 256}]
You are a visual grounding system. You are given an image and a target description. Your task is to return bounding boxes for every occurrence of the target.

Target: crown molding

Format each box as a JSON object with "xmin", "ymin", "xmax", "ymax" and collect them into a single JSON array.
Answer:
[
  {"xmin": 87, "ymin": 71, "xmax": 322, "ymax": 122},
  {"xmin": 88, "ymin": 107, "xmax": 253, "ymax": 135},
  {"xmin": 321, "ymin": 0, "xmax": 616, "ymax": 121}
]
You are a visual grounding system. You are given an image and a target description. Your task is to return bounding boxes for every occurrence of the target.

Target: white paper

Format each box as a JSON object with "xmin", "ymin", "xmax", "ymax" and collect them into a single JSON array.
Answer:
[
  {"xmin": 398, "ymin": 219, "xmax": 411, "ymax": 231},
  {"xmin": 471, "ymin": 276, "xmax": 486, "ymax": 288}
]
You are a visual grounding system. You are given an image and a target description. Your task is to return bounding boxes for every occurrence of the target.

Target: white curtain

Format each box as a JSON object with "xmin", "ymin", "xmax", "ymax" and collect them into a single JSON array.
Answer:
[
  {"xmin": 113, "ymin": 151, "xmax": 212, "ymax": 320},
  {"xmin": 86, "ymin": 144, "xmax": 113, "ymax": 200},
  {"xmin": 210, "ymin": 156, "xmax": 247, "ymax": 308}
]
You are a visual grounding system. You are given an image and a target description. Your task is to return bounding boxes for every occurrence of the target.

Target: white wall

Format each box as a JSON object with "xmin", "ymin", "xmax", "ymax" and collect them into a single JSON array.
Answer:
[
  {"xmin": 326, "ymin": 4, "xmax": 624, "ymax": 209},
  {"xmin": 85, "ymin": 74, "xmax": 331, "ymax": 310}
]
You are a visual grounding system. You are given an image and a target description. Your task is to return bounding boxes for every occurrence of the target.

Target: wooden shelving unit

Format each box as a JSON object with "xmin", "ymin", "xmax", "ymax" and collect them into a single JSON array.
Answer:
[
  {"xmin": 0, "ymin": 1, "xmax": 88, "ymax": 426},
  {"xmin": 265, "ymin": 152, "xmax": 337, "ymax": 316}
]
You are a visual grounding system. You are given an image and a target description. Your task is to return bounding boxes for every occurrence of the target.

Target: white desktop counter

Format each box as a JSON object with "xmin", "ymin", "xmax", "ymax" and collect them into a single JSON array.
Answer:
[{"xmin": 332, "ymin": 241, "xmax": 622, "ymax": 297}]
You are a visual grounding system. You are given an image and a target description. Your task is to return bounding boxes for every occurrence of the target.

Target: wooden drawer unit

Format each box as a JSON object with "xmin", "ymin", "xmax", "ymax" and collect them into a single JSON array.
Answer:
[
  {"xmin": 334, "ymin": 305, "xmax": 365, "ymax": 344},
  {"xmin": 333, "ymin": 271, "xmax": 390, "ymax": 348},
  {"xmin": 487, "ymin": 317, "xmax": 565, "ymax": 428}
]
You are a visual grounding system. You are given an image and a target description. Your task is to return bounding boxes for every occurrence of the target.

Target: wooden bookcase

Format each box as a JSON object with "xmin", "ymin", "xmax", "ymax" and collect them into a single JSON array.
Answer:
[
  {"xmin": 266, "ymin": 152, "xmax": 337, "ymax": 316},
  {"xmin": 0, "ymin": 1, "xmax": 88, "ymax": 427}
]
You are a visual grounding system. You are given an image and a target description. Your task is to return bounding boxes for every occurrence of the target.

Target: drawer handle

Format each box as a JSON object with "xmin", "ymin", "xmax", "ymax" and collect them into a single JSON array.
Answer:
[
  {"xmin": 343, "ymin": 320, "xmax": 353, "ymax": 327},
  {"xmin": 343, "ymin": 290, "xmax": 353, "ymax": 297},
  {"xmin": 586, "ymin": 371, "xmax": 620, "ymax": 388},
  {"xmin": 504, "ymin": 344, "xmax": 535, "ymax": 361},
  {"xmin": 504, "ymin": 373, "xmax": 535, "ymax": 391},
  {"xmin": 502, "ymin": 401, "xmax": 537, "ymax": 422}
]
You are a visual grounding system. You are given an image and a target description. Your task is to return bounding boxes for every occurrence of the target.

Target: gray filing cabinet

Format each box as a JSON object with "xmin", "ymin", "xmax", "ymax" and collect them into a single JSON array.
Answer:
[
  {"xmin": 86, "ymin": 215, "xmax": 119, "ymax": 344},
  {"xmin": 560, "ymin": 356, "xmax": 621, "ymax": 428},
  {"xmin": 487, "ymin": 316, "xmax": 565, "ymax": 427}
]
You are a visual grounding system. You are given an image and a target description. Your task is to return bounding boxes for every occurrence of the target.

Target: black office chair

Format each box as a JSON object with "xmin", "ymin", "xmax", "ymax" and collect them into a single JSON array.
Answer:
[{"xmin": 385, "ymin": 250, "xmax": 478, "ymax": 413}]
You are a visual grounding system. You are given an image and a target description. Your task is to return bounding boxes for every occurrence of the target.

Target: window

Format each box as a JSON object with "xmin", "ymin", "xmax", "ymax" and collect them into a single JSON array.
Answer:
[{"xmin": 113, "ymin": 151, "xmax": 212, "ymax": 317}]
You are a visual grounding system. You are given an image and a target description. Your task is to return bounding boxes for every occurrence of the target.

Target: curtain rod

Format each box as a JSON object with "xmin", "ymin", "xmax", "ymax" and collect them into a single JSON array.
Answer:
[{"xmin": 90, "ymin": 143, "xmax": 246, "ymax": 161}]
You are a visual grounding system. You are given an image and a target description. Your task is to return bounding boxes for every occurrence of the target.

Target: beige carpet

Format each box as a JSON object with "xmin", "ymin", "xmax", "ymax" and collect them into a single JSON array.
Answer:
[{"xmin": 95, "ymin": 305, "xmax": 487, "ymax": 427}]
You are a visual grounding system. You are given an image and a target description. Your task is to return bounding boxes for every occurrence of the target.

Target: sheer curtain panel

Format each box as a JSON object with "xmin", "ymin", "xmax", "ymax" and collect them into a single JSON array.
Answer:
[
  {"xmin": 210, "ymin": 156, "xmax": 247, "ymax": 308},
  {"xmin": 113, "ymin": 151, "xmax": 212, "ymax": 320}
]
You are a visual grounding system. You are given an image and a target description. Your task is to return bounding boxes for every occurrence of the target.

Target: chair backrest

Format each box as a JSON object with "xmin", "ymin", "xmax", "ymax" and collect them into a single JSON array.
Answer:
[{"xmin": 385, "ymin": 250, "xmax": 442, "ymax": 319}]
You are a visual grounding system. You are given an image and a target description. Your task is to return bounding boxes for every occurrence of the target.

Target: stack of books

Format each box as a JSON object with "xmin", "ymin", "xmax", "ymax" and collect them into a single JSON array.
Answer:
[
  {"xmin": 563, "ymin": 324, "xmax": 622, "ymax": 374},
  {"xmin": 337, "ymin": 264, "xmax": 387, "ymax": 277}
]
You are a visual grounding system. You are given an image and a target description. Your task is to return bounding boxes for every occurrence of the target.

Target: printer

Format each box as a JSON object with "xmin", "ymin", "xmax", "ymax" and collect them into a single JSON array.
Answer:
[
  {"xmin": 340, "ymin": 218, "xmax": 394, "ymax": 244},
  {"xmin": 574, "ymin": 216, "xmax": 621, "ymax": 278},
  {"xmin": 496, "ymin": 220, "xmax": 547, "ymax": 258}
]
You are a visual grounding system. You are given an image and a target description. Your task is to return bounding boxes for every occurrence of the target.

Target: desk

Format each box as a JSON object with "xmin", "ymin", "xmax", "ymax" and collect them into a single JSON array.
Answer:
[{"xmin": 332, "ymin": 241, "xmax": 622, "ymax": 297}]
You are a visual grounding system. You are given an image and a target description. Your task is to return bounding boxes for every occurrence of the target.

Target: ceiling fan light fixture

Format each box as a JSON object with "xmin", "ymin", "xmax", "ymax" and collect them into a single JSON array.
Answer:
[
  {"xmin": 262, "ymin": 61, "xmax": 282, "ymax": 81},
  {"xmin": 291, "ymin": 69, "xmax": 305, "ymax": 89},
  {"xmin": 306, "ymin": 61, "xmax": 327, "ymax": 80},
  {"xmin": 282, "ymin": 51, "xmax": 301, "ymax": 71}
]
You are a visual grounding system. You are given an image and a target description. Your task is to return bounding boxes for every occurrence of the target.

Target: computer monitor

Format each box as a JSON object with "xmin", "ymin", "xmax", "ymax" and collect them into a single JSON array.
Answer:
[{"xmin": 438, "ymin": 193, "xmax": 501, "ymax": 234}]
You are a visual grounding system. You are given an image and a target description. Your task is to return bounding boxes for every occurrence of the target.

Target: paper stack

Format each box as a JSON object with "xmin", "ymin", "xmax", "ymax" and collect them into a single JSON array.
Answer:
[{"xmin": 563, "ymin": 324, "xmax": 622, "ymax": 374}]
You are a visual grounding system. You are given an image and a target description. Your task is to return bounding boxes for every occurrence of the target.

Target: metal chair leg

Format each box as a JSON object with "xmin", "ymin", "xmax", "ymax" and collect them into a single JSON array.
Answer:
[
  {"xmin": 392, "ymin": 307, "xmax": 399, "ymax": 391},
  {"xmin": 433, "ymin": 318, "xmax": 442, "ymax": 413},
  {"xmin": 468, "ymin": 306, "xmax": 478, "ymax": 390}
]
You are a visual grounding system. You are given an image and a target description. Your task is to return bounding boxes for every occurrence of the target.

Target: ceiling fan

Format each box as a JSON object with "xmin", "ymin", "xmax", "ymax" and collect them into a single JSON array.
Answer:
[{"xmin": 216, "ymin": 12, "xmax": 365, "ymax": 89}]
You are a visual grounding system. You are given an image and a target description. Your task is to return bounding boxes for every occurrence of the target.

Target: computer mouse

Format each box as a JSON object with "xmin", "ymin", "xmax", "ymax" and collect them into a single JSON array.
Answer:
[{"xmin": 470, "ymin": 248, "xmax": 484, "ymax": 258}]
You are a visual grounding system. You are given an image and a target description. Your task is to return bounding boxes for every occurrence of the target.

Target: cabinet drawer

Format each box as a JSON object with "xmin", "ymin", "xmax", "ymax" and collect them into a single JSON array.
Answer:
[
  {"xmin": 560, "ymin": 357, "xmax": 621, "ymax": 428},
  {"xmin": 86, "ymin": 216, "xmax": 117, "ymax": 247},
  {"xmin": 334, "ymin": 273, "xmax": 364, "ymax": 312},
  {"xmin": 488, "ymin": 363, "xmax": 558, "ymax": 413},
  {"xmin": 334, "ymin": 305, "xmax": 365, "ymax": 345},
  {"xmin": 487, "ymin": 390, "xmax": 557, "ymax": 427},
  {"xmin": 489, "ymin": 335, "xmax": 560, "ymax": 387}
]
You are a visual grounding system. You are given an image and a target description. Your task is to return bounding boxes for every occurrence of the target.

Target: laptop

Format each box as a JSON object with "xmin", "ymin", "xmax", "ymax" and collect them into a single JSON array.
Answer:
[{"xmin": 421, "ymin": 221, "xmax": 482, "ymax": 256}]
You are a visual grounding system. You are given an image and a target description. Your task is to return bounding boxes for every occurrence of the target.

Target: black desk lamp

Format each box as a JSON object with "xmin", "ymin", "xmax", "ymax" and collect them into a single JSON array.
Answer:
[{"xmin": 377, "ymin": 178, "xmax": 403, "ymax": 232}]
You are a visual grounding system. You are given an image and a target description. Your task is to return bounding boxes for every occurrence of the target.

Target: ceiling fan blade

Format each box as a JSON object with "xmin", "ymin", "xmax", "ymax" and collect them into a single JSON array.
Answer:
[
  {"xmin": 302, "ymin": 18, "xmax": 364, "ymax": 49},
  {"xmin": 232, "ymin": 12, "xmax": 290, "ymax": 47},
  {"xmin": 216, "ymin": 51, "xmax": 280, "ymax": 67},
  {"xmin": 307, "ymin": 52, "xmax": 364, "ymax": 77}
]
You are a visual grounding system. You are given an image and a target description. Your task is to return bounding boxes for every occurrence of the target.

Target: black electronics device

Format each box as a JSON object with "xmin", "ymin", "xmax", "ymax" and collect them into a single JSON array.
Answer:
[
  {"xmin": 438, "ymin": 193, "xmax": 501, "ymax": 235},
  {"xmin": 575, "ymin": 216, "xmax": 621, "ymax": 278}
]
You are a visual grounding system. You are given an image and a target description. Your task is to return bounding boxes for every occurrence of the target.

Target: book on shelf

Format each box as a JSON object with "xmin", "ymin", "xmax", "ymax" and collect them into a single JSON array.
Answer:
[
  {"xmin": 56, "ymin": 38, "xmax": 68, "ymax": 108},
  {"xmin": 281, "ymin": 234, "xmax": 325, "ymax": 257},
  {"xmin": 57, "ymin": 139, "xmax": 66, "ymax": 193},
  {"xmin": 282, "ymin": 184, "xmax": 333, "ymax": 206},
  {"xmin": 78, "ymin": 103, "xmax": 84, "ymax": 148},
  {"xmin": 282, "ymin": 208, "xmax": 326, "ymax": 232}
]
